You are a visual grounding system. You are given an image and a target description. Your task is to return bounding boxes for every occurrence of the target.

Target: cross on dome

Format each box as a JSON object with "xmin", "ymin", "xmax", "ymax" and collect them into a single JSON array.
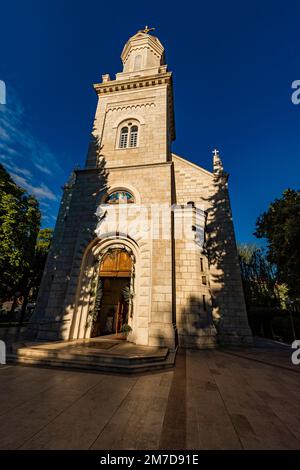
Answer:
[{"xmin": 140, "ymin": 25, "xmax": 155, "ymax": 34}]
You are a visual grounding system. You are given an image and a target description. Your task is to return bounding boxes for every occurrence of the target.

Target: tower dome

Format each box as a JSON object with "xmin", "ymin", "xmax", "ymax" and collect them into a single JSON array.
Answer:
[{"xmin": 116, "ymin": 27, "xmax": 166, "ymax": 80}]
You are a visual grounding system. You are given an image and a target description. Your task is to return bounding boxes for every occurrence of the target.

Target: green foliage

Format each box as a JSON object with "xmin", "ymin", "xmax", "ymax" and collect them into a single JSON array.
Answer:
[
  {"xmin": 238, "ymin": 241, "xmax": 300, "ymax": 342},
  {"xmin": 29, "ymin": 228, "xmax": 53, "ymax": 300},
  {"xmin": 0, "ymin": 165, "xmax": 53, "ymax": 323},
  {"xmin": 92, "ymin": 278, "xmax": 103, "ymax": 322},
  {"xmin": 36, "ymin": 228, "xmax": 53, "ymax": 253},
  {"xmin": 276, "ymin": 283, "xmax": 289, "ymax": 310},
  {"xmin": 255, "ymin": 189, "xmax": 300, "ymax": 298},
  {"xmin": 121, "ymin": 285, "xmax": 134, "ymax": 304},
  {"xmin": 121, "ymin": 323, "xmax": 132, "ymax": 335},
  {"xmin": 0, "ymin": 164, "xmax": 41, "ymax": 301},
  {"xmin": 272, "ymin": 315, "xmax": 300, "ymax": 342},
  {"xmin": 238, "ymin": 243, "xmax": 279, "ymax": 310}
]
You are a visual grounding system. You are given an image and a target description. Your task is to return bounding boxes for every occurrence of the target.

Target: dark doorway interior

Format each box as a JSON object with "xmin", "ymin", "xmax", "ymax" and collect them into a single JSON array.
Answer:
[
  {"xmin": 91, "ymin": 249, "xmax": 132, "ymax": 338},
  {"xmin": 91, "ymin": 277, "xmax": 129, "ymax": 337}
]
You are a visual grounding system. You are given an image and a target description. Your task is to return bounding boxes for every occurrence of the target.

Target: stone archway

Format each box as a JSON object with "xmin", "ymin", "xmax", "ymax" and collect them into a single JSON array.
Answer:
[
  {"xmin": 90, "ymin": 248, "xmax": 134, "ymax": 338},
  {"xmin": 69, "ymin": 237, "xmax": 138, "ymax": 342}
]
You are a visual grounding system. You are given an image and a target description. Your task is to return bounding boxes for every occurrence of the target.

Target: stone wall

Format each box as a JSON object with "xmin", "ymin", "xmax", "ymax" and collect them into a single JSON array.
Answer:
[
  {"xmin": 85, "ymin": 84, "xmax": 171, "ymax": 169},
  {"xmin": 173, "ymin": 153, "xmax": 252, "ymax": 346}
]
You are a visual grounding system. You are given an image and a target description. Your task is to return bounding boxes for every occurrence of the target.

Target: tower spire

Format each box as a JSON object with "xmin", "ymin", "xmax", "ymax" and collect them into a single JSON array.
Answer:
[{"xmin": 212, "ymin": 148, "xmax": 224, "ymax": 174}]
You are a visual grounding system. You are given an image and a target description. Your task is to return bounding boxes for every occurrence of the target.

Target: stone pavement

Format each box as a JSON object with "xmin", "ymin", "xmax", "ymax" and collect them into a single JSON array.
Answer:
[{"xmin": 0, "ymin": 343, "xmax": 300, "ymax": 449}]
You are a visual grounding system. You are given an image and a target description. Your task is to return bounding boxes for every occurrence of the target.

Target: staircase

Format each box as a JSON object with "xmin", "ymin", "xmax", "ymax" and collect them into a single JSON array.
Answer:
[{"xmin": 7, "ymin": 338, "xmax": 177, "ymax": 374}]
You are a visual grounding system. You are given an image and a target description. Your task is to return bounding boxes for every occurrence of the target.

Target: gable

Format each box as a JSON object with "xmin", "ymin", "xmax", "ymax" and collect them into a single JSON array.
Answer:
[{"xmin": 172, "ymin": 153, "xmax": 214, "ymax": 178}]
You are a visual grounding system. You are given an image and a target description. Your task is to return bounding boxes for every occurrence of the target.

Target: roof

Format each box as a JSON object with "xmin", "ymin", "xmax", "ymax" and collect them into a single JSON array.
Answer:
[{"xmin": 172, "ymin": 153, "xmax": 214, "ymax": 178}]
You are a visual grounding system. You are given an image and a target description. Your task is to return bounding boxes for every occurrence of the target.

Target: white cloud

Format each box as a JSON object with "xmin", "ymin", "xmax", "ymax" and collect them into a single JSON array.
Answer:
[
  {"xmin": 0, "ymin": 89, "xmax": 62, "ymax": 175},
  {"xmin": 10, "ymin": 172, "xmax": 58, "ymax": 201},
  {"xmin": 34, "ymin": 163, "xmax": 53, "ymax": 175},
  {"xmin": 39, "ymin": 201, "xmax": 51, "ymax": 208},
  {"xmin": 3, "ymin": 162, "xmax": 32, "ymax": 178},
  {"xmin": 0, "ymin": 89, "xmax": 62, "ymax": 209},
  {"xmin": 0, "ymin": 127, "xmax": 9, "ymax": 140},
  {"xmin": 0, "ymin": 145, "xmax": 18, "ymax": 157}
]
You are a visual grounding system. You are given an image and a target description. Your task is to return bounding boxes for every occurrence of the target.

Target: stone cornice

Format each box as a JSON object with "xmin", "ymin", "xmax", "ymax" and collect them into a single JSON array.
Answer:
[
  {"xmin": 78, "ymin": 161, "xmax": 173, "ymax": 174},
  {"xmin": 93, "ymin": 72, "xmax": 175, "ymax": 141},
  {"xmin": 93, "ymin": 71, "xmax": 172, "ymax": 95}
]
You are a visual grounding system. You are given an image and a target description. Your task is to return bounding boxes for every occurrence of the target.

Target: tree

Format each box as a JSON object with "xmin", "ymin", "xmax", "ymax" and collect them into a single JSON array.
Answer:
[
  {"xmin": 255, "ymin": 189, "xmax": 300, "ymax": 299},
  {"xmin": 0, "ymin": 164, "xmax": 41, "ymax": 303},
  {"xmin": 238, "ymin": 244, "xmax": 279, "ymax": 310},
  {"xmin": 238, "ymin": 244, "xmax": 282, "ymax": 338},
  {"xmin": 31, "ymin": 228, "xmax": 53, "ymax": 300},
  {"xmin": 18, "ymin": 227, "xmax": 53, "ymax": 325}
]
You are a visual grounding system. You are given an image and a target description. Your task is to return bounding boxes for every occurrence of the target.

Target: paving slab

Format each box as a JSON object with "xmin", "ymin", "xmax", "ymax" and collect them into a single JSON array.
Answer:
[{"xmin": 1, "ymin": 339, "xmax": 300, "ymax": 450}]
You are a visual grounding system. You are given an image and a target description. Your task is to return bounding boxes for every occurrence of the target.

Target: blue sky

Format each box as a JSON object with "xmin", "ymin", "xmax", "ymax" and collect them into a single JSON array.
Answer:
[{"xmin": 0, "ymin": 0, "xmax": 299, "ymax": 241}]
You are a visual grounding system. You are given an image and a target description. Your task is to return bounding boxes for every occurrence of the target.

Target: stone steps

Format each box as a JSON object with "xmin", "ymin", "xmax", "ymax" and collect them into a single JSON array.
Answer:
[{"xmin": 7, "ymin": 342, "xmax": 177, "ymax": 374}]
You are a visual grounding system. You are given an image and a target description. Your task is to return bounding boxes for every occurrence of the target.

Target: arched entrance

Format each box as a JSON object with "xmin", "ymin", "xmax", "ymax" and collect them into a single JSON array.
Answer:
[
  {"xmin": 91, "ymin": 248, "xmax": 134, "ymax": 338},
  {"xmin": 69, "ymin": 237, "xmax": 140, "ymax": 342}
]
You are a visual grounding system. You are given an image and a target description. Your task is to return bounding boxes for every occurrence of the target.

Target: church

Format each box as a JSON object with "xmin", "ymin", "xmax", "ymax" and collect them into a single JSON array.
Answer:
[{"xmin": 32, "ymin": 28, "xmax": 252, "ymax": 350}]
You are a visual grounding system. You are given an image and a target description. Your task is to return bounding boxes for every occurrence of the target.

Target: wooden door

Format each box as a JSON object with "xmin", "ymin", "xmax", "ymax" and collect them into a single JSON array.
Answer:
[{"xmin": 99, "ymin": 250, "xmax": 132, "ymax": 277}]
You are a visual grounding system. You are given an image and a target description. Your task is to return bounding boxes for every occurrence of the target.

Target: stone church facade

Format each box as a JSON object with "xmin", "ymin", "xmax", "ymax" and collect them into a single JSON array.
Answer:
[{"xmin": 32, "ymin": 29, "xmax": 252, "ymax": 349}]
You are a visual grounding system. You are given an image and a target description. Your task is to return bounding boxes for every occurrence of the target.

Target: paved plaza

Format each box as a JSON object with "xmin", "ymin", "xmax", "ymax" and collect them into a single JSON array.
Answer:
[{"xmin": 0, "ymin": 342, "xmax": 300, "ymax": 450}]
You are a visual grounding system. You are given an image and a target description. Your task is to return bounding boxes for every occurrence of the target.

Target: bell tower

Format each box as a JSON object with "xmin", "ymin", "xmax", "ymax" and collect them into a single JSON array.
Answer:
[
  {"xmin": 118, "ymin": 27, "xmax": 165, "ymax": 78},
  {"xmin": 85, "ymin": 28, "xmax": 175, "ymax": 169}
]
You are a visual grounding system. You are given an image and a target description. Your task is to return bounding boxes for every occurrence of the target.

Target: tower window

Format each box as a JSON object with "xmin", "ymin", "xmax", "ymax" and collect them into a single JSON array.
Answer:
[
  {"xmin": 203, "ymin": 295, "xmax": 207, "ymax": 311},
  {"xmin": 119, "ymin": 127, "xmax": 128, "ymax": 148},
  {"xmin": 117, "ymin": 121, "xmax": 139, "ymax": 149},
  {"xmin": 129, "ymin": 125, "xmax": 138, "ymax": 147}
]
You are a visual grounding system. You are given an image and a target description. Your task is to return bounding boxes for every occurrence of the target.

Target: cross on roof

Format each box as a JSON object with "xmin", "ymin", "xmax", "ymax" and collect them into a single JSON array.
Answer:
[{"xmin": 212, "ymin": 148, "xmax": 219, "ymax": 157}]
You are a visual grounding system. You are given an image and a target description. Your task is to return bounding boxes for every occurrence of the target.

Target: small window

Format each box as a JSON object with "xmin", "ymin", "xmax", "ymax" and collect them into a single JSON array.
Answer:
[
  {"xmin": 203, "ymin": 295, "xmax": 207, "ymax": 311},
  {"xmin": 119, "ymin": 127, "xmax": 128, "ymax": 148},
  {"xmin": 129, "ymin": 125, "xmax": 138, "ymax": 147},
  {"xmin": 200, "ymin": 258, "xmax": 204, "ymax": 272}
]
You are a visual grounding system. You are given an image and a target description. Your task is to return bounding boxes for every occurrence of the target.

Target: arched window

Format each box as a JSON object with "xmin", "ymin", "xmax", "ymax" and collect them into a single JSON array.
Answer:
[
  {"xmin": 106, "ymin": 190, "xmax": 135, "ymax": 204},
  {"xmin": 129, "ymin": 125, "xmax": 138, "ymax": 147},
  {"xmin": 117, "ymin": 121, "xmax": 139, "ymax": 149},
  {"xmin": 119, "ymin": 127, "xmax": 128, "ymax": 148},
  {"xmin": 134, "ymin": 55, "xmax": 142, "ymax": 71}
]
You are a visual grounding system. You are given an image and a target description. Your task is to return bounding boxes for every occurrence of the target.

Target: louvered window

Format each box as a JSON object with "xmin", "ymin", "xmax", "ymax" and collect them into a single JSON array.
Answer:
[
  {"xmin": 129, "ymin": 126, "xmax": 138, "ymax": 147},
  {"xmin": 119, "ymin": 127, "xmax": 128, "ymax": 148}
]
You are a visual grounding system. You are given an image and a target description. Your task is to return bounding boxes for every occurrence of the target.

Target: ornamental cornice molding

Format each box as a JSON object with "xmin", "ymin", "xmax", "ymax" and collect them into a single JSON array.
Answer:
[
  {"xmin": 122, "ymin": 44, "xmax": 161, "ymax": 63},
  {"xmin": 106, "ymin": 102, "xmax": 156, "ymax": 114},
  {"xmin": 93, "ymin": 72, "xmax": 172, "ymax": 95}
]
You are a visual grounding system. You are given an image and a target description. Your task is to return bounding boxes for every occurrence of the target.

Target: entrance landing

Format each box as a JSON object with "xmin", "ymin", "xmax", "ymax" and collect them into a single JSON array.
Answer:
[{"xmin": 8, "ymin": 337, "xmax": 176, "ymax": 374}]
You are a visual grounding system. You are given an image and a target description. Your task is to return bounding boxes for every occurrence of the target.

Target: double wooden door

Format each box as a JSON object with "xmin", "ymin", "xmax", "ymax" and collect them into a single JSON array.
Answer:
[{"xmin": 91, "ymin": 250, "xmax": 132, "ymax": 337}]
